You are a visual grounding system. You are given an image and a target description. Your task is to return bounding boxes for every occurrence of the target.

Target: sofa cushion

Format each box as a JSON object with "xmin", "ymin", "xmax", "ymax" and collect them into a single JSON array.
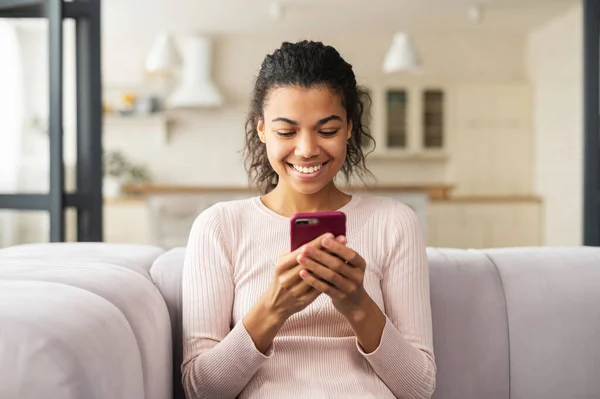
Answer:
[
  {"xmin": 0, "ymin": 280, "xmax": 144, "ymax": 399},
  {"xmin": 150, "ymin": 248, "xmax": 186, "ymax": 399},
  {"xmin": 0, "ymin": 243, "xmax": 171, "ymax": 399},
  {"xmin": 428, "ymin": 248, "xmax": 510, "ymax": 399},
  {"xmin": 485, "ymin": 247, "xmax": 600, "ymax": 399},
  {"xmin": 0, "ymin": 243, "xmax": 164, "ymax": 279}
]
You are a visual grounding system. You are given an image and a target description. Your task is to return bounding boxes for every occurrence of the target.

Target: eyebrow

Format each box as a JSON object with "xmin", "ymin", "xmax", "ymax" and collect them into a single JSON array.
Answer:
[{"xmin": 271, "ymin": 115, "xmax": 343, "ymax": 126}]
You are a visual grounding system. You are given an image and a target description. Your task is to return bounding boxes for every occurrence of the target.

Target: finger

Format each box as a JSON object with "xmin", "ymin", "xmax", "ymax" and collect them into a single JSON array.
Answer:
[
  {"xmin": 275, "ymin": 251, "xmax": 300, "ymax": 273},
  {"xmin": 306, "ymin": 248, "xmax": 356, "ymax": 280},
  {"xmin": 279, "ymin": 264, "xmax": 307, "ymax": 288},
  {"xmin": 281, "ymin": 264, "xmax": 322, "ymax": 297},
  {"xmin": 323, "ymin": 236, "xmax": 347, "ymax": 263},
  {"xmin": 321, "ymin": 236, "xmax": 366, "ymax": 269},
  {"xmin": 299, "ymin": 269, "xmax": 345, "ymax": 299},
  {"xmin": 276, "ymin": 244, "xmax": 315, "ymax": 273},
  {"xmin": 278, "ymin": 233, "xmax": 335, "ymax": 273},
  {"xmin": 298, "ymin": 255, "xmax": 355, "ymax": 293},
  {"xmin": 289, "ymin": 279, "xmax": 316, "ymax": 297},
  {"xmin": 305, "ymin": 232, "xmax": 336, "ymax": 249},
  {"xmin": 299, "ymin": 286, "xmax": 322, "ymax": 303}
]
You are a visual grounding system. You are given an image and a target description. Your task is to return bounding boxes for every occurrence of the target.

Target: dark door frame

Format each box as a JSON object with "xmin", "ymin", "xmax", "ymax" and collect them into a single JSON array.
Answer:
[
  {"xmin": 583, "ymin": 0, "xmax": 600, "ymax": 246},
  {"xmin": 0, "ymin": 0, "xmax": 103, "ymax": 242}
]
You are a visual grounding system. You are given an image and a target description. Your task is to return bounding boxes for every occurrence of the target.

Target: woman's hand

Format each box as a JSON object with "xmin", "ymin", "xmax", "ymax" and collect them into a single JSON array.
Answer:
[
  {"xmin": 296, "ymin": 234, "xmax": 387, "ymax": 353},
  {"xmin": 259, "ymin": 233, "xmax": 346, "ymax": 320},
  {"xmin": 296, "ymin": 233, "xmax": 370, "ymax": 318},
  {"xmin": 244, "ymin": 233, "xmax": 345, "ymax": 353}
]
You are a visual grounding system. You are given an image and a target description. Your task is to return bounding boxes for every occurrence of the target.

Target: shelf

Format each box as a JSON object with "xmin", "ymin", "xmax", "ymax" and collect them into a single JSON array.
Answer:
[
  {"xmin": 104, "ymin": 113, "xmax": 169, "ymax": 124},
  {"xmin": 103, "ymin": 113, "xmax": 173, "ymax": 145},
  {"xmin": 366, "ymin": 149, "xmax": 449, "ymax": 162}
]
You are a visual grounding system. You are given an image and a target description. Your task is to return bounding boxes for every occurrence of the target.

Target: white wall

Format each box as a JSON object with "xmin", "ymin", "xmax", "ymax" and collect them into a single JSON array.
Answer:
[
  {"xmin": 8, "ymin": 21, "xmax": 544, "ymax": 246},
  {"xmin": 526, "ymin": 4, "xmax": 583, "ymax": 246},
  {"xmin": 102, "ymin": 30, "xmax": 529, "ymax": 188},
  {"xmin": 13, "ymin": 25, "xmax": 530, "ymax": 191}
]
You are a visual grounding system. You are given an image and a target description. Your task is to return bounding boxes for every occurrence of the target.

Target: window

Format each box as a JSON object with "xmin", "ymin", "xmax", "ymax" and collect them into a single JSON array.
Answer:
[
  {"xmin": 386, "ymin": 90, "xmax": 408, "ymax": 148},
  {"xmin": 423, "ymin": 90, "xmax": 444, "ymax": 148}
]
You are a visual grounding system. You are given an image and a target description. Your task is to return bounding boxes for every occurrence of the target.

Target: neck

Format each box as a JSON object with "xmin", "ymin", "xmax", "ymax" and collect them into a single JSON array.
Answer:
[{"xmin": 262, "ymin": 182, "xmax": 351, "ymax": 217}]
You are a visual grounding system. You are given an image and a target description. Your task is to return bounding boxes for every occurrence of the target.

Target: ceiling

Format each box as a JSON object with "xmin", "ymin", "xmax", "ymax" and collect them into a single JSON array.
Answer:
[{"xmin": 104, "ymin": 0, "xmax": 580, "ymax": 35}]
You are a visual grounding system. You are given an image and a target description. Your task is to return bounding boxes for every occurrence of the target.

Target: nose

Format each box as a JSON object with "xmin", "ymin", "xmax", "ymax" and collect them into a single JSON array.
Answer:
[{"xmin": 294, "ymin": 132, "xmax": 320, "ymax": 158}]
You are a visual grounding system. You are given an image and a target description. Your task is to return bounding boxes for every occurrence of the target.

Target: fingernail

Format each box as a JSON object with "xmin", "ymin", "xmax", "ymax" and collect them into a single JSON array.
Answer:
[
  {"xmin": 303, "ymin": 246, "xmax": 311, "ymax": 255},
  {"xmin": 323, "ymin": 238, "xmax": 332, "ymax": 247}
]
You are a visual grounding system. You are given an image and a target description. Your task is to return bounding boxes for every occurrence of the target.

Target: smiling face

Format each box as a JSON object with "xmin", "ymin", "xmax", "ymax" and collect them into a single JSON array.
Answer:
[{"xmin": 257, "ymin": 86, "xmax": 352, "ymax": 196}]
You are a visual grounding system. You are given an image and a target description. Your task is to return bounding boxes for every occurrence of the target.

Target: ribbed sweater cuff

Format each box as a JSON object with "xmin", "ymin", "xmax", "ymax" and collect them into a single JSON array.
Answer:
[
  {"xmin": 185, "ymin": 321, "xmax": 274, "ymax": 398},
  {"xmin": 196, "ymin": 320, "xmax": 274, "ymax": 379},
  {"xmin": 229, "ymin": 320, "xmax": 275, "ymax": 363},
  {"xmin": 356, "ymin": 317, "xmax": 434, "ymax": 397}
]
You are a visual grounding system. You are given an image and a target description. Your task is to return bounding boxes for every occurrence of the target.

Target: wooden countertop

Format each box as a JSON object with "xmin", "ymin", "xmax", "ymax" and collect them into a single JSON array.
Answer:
[
  {"xmin": 116, "ymin": 184, "xmax": 542, "ymax": 204},
  {"xmin": 122, "ymin": 183, "xmax": 455, "ymax": 200},
  {"xmin": 431, "ymin": 195, "xmax": 542, "ymax": 203}
]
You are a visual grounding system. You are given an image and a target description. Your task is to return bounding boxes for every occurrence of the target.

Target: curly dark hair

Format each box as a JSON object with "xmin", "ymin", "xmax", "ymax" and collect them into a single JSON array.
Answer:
[{"xmin": 243, "ymin": 40, "xmax": 375, "ymax": 194}]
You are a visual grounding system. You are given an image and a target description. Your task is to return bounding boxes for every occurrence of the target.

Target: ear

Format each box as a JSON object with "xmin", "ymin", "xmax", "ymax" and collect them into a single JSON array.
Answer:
[
  {"xmin": 346, "ymin": 120, "xmax": 353, "ymax": 140},
  {"xmin": 257, "ymin": 120, "xmax": 266, "ymax": 143}
]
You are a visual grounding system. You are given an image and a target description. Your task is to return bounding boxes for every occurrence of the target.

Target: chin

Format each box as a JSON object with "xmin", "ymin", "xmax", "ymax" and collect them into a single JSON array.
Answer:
[{"xmin": 286, "ymin": 179, "xmax": 333, "ymax": 196}]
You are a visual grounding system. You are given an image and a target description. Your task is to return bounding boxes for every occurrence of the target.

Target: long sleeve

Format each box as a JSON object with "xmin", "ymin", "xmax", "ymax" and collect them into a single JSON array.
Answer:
[
  {"xmin": 357, "ymin": 203, "xmax": 437, "ymax": 398},
  {"xmin": 181, "ymin": 205, "xmax": 272, "ymax": 399}
]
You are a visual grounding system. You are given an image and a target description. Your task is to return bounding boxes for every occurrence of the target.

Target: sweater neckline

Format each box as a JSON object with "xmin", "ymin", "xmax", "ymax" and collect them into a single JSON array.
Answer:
[{"xmin": 251, "ymin": 194, "xmax": 361, "ymax": 222}]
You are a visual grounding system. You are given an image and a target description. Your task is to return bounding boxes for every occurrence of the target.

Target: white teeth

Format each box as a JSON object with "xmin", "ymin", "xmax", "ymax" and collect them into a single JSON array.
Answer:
[{"xmin": 293, "ymin": 163, "xmax": 323, "ymax": 174}]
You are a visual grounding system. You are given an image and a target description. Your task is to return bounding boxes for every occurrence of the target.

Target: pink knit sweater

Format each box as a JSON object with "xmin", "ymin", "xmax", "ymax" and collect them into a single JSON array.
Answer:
[{"xmin": 181, "ymin": 195, "xmax": 436, "ymax": 398}]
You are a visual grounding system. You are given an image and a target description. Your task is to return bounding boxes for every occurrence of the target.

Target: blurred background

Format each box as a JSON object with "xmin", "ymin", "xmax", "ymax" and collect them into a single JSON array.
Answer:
[{"xmin": 0, "ymin": 0, "xmax": 584, "ymax": 249}]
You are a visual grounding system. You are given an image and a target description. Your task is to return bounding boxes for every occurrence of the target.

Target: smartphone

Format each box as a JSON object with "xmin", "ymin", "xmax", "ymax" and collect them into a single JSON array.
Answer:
[{"xmin": 290, "ymin": 211, "xmax": 347, "ymax": 251}]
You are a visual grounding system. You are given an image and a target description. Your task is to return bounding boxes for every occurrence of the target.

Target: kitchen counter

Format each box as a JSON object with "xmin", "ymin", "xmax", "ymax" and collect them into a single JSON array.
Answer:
[
  {"xmin": 104, "ymin": 185, "xmax": 542, "ymax": 249},
  {"xmin": 121, "ymin": 183, "xmax": 455, "ymax": 200}
]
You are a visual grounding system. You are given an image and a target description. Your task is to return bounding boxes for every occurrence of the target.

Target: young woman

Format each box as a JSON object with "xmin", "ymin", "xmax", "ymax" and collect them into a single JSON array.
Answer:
[{"xmin": 181, "ymin": 40, "xmax": 436, "ymax": 398}]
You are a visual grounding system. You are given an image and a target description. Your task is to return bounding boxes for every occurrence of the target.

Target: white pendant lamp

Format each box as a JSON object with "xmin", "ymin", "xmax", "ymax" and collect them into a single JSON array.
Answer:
[
  {"xmin": 167, "ymin": 34, "xmax": 223, "ymax": 108},
  {"xmin": 382, "ymin": 32, "xmax": 420, "ymax": 73},
  {"xmin": 145, "ymin": 33, "xmax": 182, "ymax": 74}
]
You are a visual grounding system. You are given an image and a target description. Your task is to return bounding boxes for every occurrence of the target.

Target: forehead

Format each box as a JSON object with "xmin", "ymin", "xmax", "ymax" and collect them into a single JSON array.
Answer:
[{"xmin": 264, "ymin": 86, "xmax": 346, "ymax": 119}]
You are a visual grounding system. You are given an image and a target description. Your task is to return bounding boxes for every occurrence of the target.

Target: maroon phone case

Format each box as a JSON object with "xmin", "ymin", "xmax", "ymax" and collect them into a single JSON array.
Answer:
[{"xmin": 290, "ymin": 211, "xmax": 347, "ymax": 251}]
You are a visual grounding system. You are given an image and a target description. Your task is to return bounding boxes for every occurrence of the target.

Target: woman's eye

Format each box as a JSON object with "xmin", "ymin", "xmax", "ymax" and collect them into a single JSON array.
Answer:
[
  {"xmin": 319, "ymin": 129, "xmax": 339, "ymax": 136},
  {"xmin": 276, "ymin": 131, "xmax": 296, "ymax": 137}
]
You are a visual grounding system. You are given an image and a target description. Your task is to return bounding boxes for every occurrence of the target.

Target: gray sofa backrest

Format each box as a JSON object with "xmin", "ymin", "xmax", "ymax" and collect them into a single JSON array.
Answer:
[{"xmin": 151, "ymin": 247, "xmax": 600, "ymax": 399}]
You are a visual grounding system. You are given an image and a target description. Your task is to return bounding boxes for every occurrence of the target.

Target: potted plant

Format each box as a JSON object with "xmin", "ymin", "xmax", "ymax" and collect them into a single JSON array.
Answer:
[{"xmin": 103, "ymin": 150, "xmax": 151, "ymax": 197}]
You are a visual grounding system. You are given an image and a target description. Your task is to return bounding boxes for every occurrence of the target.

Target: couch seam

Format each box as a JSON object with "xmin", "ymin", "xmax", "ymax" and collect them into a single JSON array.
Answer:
[{"xmin": 482, "ymin": 251, "xmax": 511, "ymax": 399}]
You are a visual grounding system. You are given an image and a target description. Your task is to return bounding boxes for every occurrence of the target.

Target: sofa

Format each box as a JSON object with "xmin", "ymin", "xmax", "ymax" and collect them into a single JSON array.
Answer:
[{"xmin": 0, "ymin": 242, "xmax": 599, "ymax": 399}]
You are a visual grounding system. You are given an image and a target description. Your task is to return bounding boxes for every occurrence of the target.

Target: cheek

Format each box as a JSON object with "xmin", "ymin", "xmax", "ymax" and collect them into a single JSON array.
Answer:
[
  {"xmin": 325, "ymin": 140, "xmax": 348, "ymax": 163},
  {"xmin": 265, "ymin": 140, "xmax": 290, "ymax": 167}
]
